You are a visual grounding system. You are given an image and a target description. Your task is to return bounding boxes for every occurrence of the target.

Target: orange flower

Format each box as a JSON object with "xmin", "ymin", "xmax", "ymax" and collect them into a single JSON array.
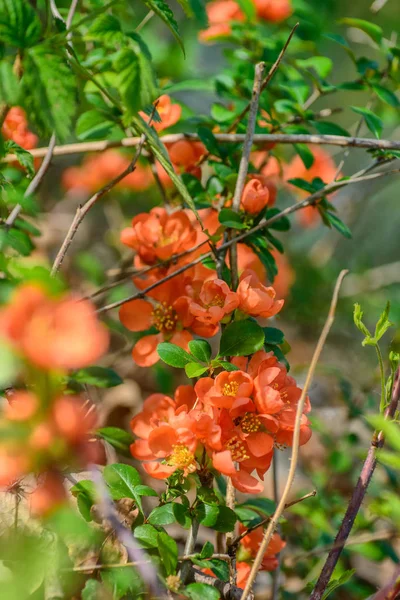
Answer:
[
  {"xmin": 187, "ymin": 279, "xmax": 239, "ymax": 325},
  {"xmin": 121, "ymin": 207, "xmax": 197, "ymax": 265},
  {"xmin": 199, "ymin": 0, "xmax": 244, "ymax": 41},
  {"xmin": 130, "ymin": 390, "xmax": 198, "ymax": 479},
  {"xmin": 5, "ymin": 391, "xmax": 38, "ymax": 421},
  {"xmin": 168, "ymin": 140, "xmax": 206, "ymax": 178},
  {"xmin": 284, "ymin": 146, "xmax": 340, "ymax": 227},
  {"xmin": 0, "ymin": 284, "xmax": 109, "ymax": 371},
  {"xmin": 271, "ymin": 249, "xmax": 295, "ymax": 299},
  {"xmin": 119, "ymin": 279, "xmax": 217, "ymax": 367},
  {"xmin": 241, "ymin": 179, "xmax": 271, "ymax": 215},
  {"xmin": 2, "ymin": 107, "xmax": 38, "ymax": 150},
  {"xmin": 30, "ymin": 471, "xmax": 66, "ymax": 516},
  {"xmin": 0, "ymin": 449, "xmax": 28, "ymax": 488},
  {"xmin": 254, "ymin": 0, "xmax": 292, "ymax": 22},
  {"xmin": 52, "ymin": 395, "xmax": 97, "ymax": 445},
  {"xmin": 237, "ymin": 270, "xmax": 284, "ymax": 318},
  {"xmin": 142, "ymin": 95, "xmax": 181, "ymax": 133},
  {"xmin": 62, "ymin": 150, "xmax": 153, "ymax": 195},
  {"xmin": 195, "ymin": 370, "xmax": 254, "ymax": 410}
]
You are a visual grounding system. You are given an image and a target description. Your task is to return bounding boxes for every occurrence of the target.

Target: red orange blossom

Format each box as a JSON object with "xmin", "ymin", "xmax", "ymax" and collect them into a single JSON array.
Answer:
[{"xmin": 130, "ymin": 350, "xmax": 311, "ymax": 493}]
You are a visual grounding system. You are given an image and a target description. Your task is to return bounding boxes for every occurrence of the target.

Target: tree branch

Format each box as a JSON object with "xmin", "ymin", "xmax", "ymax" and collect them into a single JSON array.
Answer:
[
  {"xmin": 51, "ymin": 133, "xmax": 147, "ymax": 275},
  {"xmin": 309, "ymin": 367, "xmax": 400, "ymax": 600},
  {"xmin": 97, "ymin": 167, "xmax": 397, "ymax": 314},
  {"xmin": 5, "ymin": 133, "xmax": 400, "ymax": 163},
  {"xmin": 239, "ymin": 270, "xmax": 348, "ymax": 600}
]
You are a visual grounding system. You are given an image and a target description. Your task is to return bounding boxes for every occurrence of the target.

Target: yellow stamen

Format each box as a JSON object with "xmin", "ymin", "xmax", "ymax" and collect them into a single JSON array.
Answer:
[
  {"xmin": 241, "ymin": 413, "xmax": 262, "ymax": 434},
  {"xmin": 222, "ymin": 381, "xmax": 240, "ymax": 396},
  {"xmin": 167, "ymin": 444, "xmax": 196, "ymax": 471},
  {"xmin": 227, "ymin": 437, "xmax": 249, "ymax": 462},
  {"xmin": 152, "ymin": 302, "xmax": 178, "ymax": 333}
]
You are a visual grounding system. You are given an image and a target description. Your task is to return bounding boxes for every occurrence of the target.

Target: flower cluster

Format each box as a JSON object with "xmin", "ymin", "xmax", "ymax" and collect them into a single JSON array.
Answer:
[
  {"xmin": 2, "ymin": 106, "xmax": 38, "ymax": 150},
  {"xmin": 129, "ymin": 349, "xmax": 311, "ymax": 493},
  {"xmin": 119, "ymin": 204, "xmax": 283, "ymax": 367},
  {"xmin": 62, "ymin": 95, "xmax": 205, "ymax": 196},
  {"xmin": 0, "ymin": 284, "xmax": 108, "ymax": 513},
  {"xmin": 200, "ymin": 0, "xmax": 293, "ymax": 42}
]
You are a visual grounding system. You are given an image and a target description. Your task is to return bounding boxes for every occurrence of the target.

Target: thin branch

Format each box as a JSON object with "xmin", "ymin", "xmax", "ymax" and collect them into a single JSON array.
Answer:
[
  {"xmin": 284, "ymin": 528, "xmax": 397, "ymax": 566},
  {"xmin": 5, "ymin": 132, "xmax": 400, "ymax": 163},
  {"xmin": 232, "ymin": 490, "xmax": 317, "ymax": 547},
  {"xmin": 229, "ymin": 61, "xmax": 265, "ymax": 290},
  {"xmin": 4, "ymin": 133, "xmax": 57, "ymax": 230},
  {"xmin": 51, "ymin": 134, "xmax": 147, "ymax": 275},
  {"xmin": 310, "ymin": 367, "xmax": 400, "ymax": 600},
  {"xmin": 179, "ymin": 520, "xmax": 200, "ymax": 584},
  {"xmin": 230, "ymin": 24, "xmax": 298, "ymax": 132},
  {"xmin": 240, "ymin": 270, "xmax": 348, "ymax": 600},
  {"xmin": 90, "ymin": 466, "xmax": 162, "ymax": 598},
  {"xmin": 271, "ymin": 455, "xmax": 281, "ymax": 600},
  {"xmin": 97, "ymin": 168, "xmax": 397, "ymax": 314}
]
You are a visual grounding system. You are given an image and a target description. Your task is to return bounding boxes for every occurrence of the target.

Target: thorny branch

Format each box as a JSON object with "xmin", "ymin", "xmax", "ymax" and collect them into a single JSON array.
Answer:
[
  {"xmin": 239, "ymin": 270, "xmax": 349, "ymax": 600},
  {"xmin": 310, "ymin": 367, "xmax": 400, "ymax": 600}
]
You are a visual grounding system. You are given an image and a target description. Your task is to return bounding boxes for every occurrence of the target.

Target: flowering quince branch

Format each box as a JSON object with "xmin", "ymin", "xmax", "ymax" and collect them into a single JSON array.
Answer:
[
  {"xmin": 4, "ymin": 132, "xmax": 400, "ymax": 163},
  {"xmin": 231, "ymin": 490, "xmax": 317, "ymax": 547},
  {"xmin": 239, "ymin": 269, "xmax": 348, "ymax": 600},
  {"xmin": 229, "ymin": 61, "xmax": 265, "ymax": 291},
  {"xmin": 51, "ymin": 133, "xmax": 148, "ymax": 275},
  {"xmin": 309, "ymin": 366, "xmax": 400, "ymax": 600},
  {"xmin": 97, "ymin": 167, "xmax": 396, "ymax": 315},
  {"xmin": 229, "ymin": 23, "xmax": 299, "ymax": 133}
]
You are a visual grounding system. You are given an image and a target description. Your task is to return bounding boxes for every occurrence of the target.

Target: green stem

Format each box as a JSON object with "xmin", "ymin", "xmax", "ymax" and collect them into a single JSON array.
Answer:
[{"xmin": 375, "ymin": 344, "xmax": 386, "ymax": 413}]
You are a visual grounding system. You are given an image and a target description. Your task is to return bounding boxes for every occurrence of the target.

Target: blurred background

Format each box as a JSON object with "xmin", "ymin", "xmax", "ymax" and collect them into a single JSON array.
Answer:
[{"xmin": 2, "ymin": 0, "xmax": 399, "ymax": 597}]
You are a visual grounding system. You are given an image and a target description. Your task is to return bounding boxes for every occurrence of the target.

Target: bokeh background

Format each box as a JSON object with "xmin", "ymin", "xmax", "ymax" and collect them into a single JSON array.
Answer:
[{"xmin": 3, "ymin": 0, "xmax": 399, "ymax": 597}]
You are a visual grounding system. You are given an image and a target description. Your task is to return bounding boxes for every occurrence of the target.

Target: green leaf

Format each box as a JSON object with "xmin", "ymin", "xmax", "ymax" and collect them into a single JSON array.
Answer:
[
  {"xmin": 294, "ymin": 143, "xmax": 315, "ymax": 169},
  {"xmin": 263, "ymin": 327, "xmax": 285, "ymax": 345},
  {"xmin": 372, "ymin": 85, "xmax": 400, "ymax": 108},
  {"xmin": 4, "ymin": 140, "xmax": 34, "ymax": 177},
  {"xmin": 188, "ymin": 339, "xmax": 212, "ymax": 363},
  {"xmin": 158, "ymin": 531, "xmax": 178, "ymax": 575},
  {"xmin": 188, "ymin": 0, "xmax": 208, "ymax": 27},
  {"xmin": 158, "ymin": 342, "xmax": 193, "ymax": 368},
  {"xmin": 200, "ymin": 541, "xmax": 214, "ymax": 559},
  {"xmin": 140, "ymin": 0, "xmax": 184, "ymax": 54},
  {"xmin": 238, "ymin": 497, "xmax": 276, "ymax": 516},
  {"xmin": 86, "ymin": 13, "xmax": 124, "ymax": 44},
  {"xmin": 70, "ymin": 480, "xmax": 96, "ymax": 522},
  {"xmin": 148, "ymin": 503, "xmax": 177, "ymax": 526},
  {"xmin": 134, "ymin": 524, "xmax": 159, "ymax": 548},
  {"xmin": 101, "ymin": 566, "xmax": 143, "ymax": 598},
  {"xmin": 321, "ymin": 568, "xmax": 355, "ymax": 599},
  {"xmin": 97, "ymin": 427, "xmax": 133, "ymax": 455},
  {"xmin": 0, "ymin": 61, "xmax": 20, "ymax": 104},
  {"xmin": 213, "ymin": 506, "xmax": 237, "ymax": 533},
  {"xmin": 212, "ymin": 360, "xmax": 240, "ymax": 371},
  {"xmin": 312, "ymin": 121, "xmax": 350, "ymax": 137},
  {"xmin": 3, "ymin": 228, "xmax": 34, "ymax": 256},
  {"xmin": 71, "ymin": 366, "xmax": 123, "ymax": 388},
  {"xmin": 211, "ymin": 103, "xmax": 234, "ymax": 124},
  {"xmin": 185, "ymin": 362, "xmax": 208, "ymax": 378},
  {"xmin": 103, "ymin": 463, "xmax": 142, "ymax": 500},
  {"xmin": 23, "ymin": 45, "xmax": 76, "ymax": 141},
  {"xmin": 0, "ymin": 0, "xmax": 41, "ymax": 47},
  {"xmin": 114, "ymin": 33, "xmax": 158, "ymax": 115},
  {"xmin": 197, "ymin": 126, "xmax": 221, "ymax": 158},
  {"xmin": 219, "ymin": 320, "xmax": 265, "ymax": 357},
  {"xmin": 378, "ymin": 451, "xmax": 400, "ymax": 470},
  {"xmin": 185, "ymin": 583, "xmax": 220, "ymax": 600},
  {"xmin": 339, "ymin": 18, "xmax": 382, "ymax": 46},
  {"xmin": 76, "ymin": 110, "xmax": 116, "ymax": 141},
  {"xmin": 351, "ymin": 106, "xmax": 383, "ymax": 139},
  {"xmin": 82, "ymin": 579, "xmax": 103, "ymax": 600},
  {"xmin": 0, "ymin": 342, "xmax": 19, "ymax": 387},
  {"xmin": 296, "ymin": 57, "xmax": 333, "ymax": 79},
  {"xmin": 324, "ymin": 212, "xmax": 352, "ymax": 239},
  {"xmin": 353, "ymin": 304, "xmax": 372, "ymax": 338},
  {"xmin": 218, "ymin": 208, "xmax": 246, "ymax": 229},
  {"xmin": 131, "ymin": 114, "xmax": 199, "ymax": 219},
  {"xmin": 265, "ymin": 208, "xmax": 291, "ymax": 232},
  {"xmin": 374, "ymin": 302, "xmax": 393, "ymax": 341},
  {"xmin": 236, "ymin": 0, "xmax": 256, "ymax": 19}
]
